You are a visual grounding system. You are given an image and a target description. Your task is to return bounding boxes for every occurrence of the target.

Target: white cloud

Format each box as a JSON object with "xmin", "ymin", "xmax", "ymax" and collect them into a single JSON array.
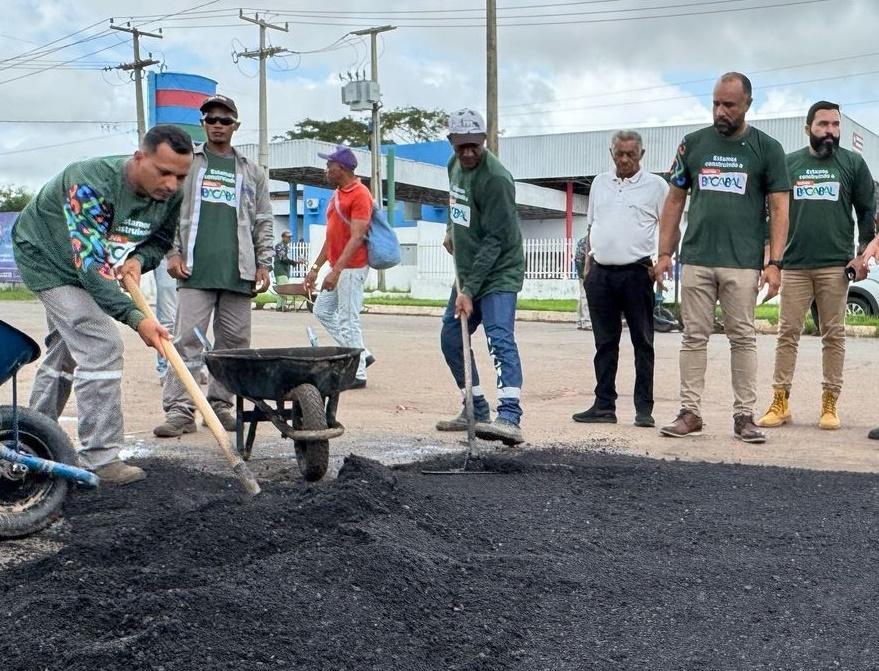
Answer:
[{"xmin": 2, "ymin": 0, "xmax": 879, "ymax": 189}]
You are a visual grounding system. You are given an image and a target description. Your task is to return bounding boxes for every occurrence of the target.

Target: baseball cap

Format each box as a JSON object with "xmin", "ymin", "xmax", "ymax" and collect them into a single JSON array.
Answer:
[
  {"xmin": 317, "ymin": 145, "xmax": 357, "ymax": 171},
  {"xmin": 447, "ymin": 108, "xmax": 487, "ymax": 146},
  {"xmin": 199, "ymin": 94, "xmax": 238, "ymax": 116}
]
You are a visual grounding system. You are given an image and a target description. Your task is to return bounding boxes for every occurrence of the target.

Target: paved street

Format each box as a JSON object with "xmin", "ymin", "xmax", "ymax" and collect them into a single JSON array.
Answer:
[{"xmin": 3, "ymin": 300, "xmax": 879, "ymax": 475}]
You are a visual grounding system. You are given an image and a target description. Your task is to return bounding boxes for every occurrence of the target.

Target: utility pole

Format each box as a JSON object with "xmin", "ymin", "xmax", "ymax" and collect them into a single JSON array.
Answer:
[
  {"xmin": 350, "ymin": 25, "xmax": 396, "ymax": 205},
  {"xmin": 108, "ymin": 22, "xmax": 162, "ymax": 145},
  {"xmin": 486, "ymin": 0, "xmax": 499, "ymax": 155},
  {"xmin": 235, "ymin": 11, "xmax": 289, "ymax": 173}
]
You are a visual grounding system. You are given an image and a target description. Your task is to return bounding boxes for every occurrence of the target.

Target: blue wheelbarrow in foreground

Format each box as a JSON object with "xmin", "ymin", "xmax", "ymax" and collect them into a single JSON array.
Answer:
[{"xmin": 0, "ymin": 320, "xmax": 99, "ymax": 539}]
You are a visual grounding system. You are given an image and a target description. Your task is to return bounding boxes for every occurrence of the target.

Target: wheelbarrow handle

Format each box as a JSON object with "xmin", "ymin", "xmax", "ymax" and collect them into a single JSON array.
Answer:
[
  {"xmin": 123, "ymin": 278, "xmax": 261, "ymax": 497},
  {"xmin": 0, "ymin": 443, "xmax": 100, "ymax": 488}
]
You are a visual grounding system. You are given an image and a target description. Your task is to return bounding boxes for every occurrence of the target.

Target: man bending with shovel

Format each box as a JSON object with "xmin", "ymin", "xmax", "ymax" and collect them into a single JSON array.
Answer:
[
  {"xmin": 11, "ymin": 125, "xmax": 193, "ymax": 485},
  {"xmin": 437, "ymin": 109, "xmax": 526, "ymax": 446}
]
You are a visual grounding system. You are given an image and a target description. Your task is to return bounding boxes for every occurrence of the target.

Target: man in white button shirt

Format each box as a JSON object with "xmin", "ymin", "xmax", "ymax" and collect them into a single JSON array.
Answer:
[{"xmin": 572, "ymin": 130, "xmax": 668, "ymax": 428}]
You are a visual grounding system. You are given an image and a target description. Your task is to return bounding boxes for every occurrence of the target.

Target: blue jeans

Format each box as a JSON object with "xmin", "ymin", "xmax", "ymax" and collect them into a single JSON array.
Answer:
[{"xmin": 440, "ymin": 288, "xmax": 523, "ymax": 424}]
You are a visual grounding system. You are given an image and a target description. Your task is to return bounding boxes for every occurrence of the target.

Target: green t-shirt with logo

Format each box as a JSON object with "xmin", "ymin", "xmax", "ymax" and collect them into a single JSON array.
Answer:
[
  {"xmin": 668, "ymin": 125, "xmax": 791, "ymax": 270},
  {"xmin": 181, "ymin": 149, "xmax": 251, "ymax": 294},
  {"xmin": 783, "ymin": 146, "xmax": 875, "ymax": 269},
  {"xmin": 11, "ymin": 156, "xmax": 182, "ymax": 330},
  {"xmin": 447, "ymin": 150, "xmax": 525, "ymax": 299}
]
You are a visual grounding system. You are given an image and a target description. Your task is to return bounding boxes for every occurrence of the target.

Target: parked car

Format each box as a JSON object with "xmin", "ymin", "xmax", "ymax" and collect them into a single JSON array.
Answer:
[{"xmin": 848, "ymin": 264, "xmax": 879, "ymax": 316}]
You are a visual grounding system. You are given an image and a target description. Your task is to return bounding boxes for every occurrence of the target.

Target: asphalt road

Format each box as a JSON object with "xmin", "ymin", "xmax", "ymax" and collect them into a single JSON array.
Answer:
[{"xmin": 3, "ymin": 300, "xmax": 879, "ymax": 474}]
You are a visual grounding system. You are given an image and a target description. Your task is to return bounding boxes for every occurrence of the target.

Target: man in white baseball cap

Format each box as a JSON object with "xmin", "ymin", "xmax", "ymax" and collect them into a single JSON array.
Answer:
[{"xmin": 436, "ymin": 108, "xmax": 526, "ymax": 445}]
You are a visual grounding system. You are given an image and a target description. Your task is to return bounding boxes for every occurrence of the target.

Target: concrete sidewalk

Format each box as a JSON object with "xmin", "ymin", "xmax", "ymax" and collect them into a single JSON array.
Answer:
[{"xmin": 362, "ymin": 302, "xmax": 879, "ymax": 336}]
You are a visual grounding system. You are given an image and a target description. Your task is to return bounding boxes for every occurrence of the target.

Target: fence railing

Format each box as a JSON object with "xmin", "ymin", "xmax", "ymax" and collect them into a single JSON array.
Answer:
[
  {"xmin": 281, "ymin": 241, "xmax": 311, "ymax": 279},
  {"xmin": 417, "ymin": 238, "xmax": 578, "ymax": 281}
]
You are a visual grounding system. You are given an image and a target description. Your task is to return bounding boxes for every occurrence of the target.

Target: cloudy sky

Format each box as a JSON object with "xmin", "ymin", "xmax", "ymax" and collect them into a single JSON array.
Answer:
[{"xmin": 1, "ymin": 0, "xmax": 877, "ymax": 189}]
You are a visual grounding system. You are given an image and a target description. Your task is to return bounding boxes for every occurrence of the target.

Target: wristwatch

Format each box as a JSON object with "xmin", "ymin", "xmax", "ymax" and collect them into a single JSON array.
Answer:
[{"xmin": 766, "ymin": 259, "xmax": 784, "ymax": 270}]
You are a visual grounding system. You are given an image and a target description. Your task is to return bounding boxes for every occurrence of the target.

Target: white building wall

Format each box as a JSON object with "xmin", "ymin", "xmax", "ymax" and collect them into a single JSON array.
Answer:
[{"xmin": 519, "ymin": 216, "xmax": 588, "ymax": 240}]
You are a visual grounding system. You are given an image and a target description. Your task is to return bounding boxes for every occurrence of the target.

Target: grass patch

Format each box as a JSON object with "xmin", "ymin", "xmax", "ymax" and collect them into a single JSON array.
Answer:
[
  {"xmin": 0, "ymin": 286, "xmax": 35, "ymax": 300},
  {"xmin": 364, "ymin": 296, "xmax": 445, "ymax": 308}
]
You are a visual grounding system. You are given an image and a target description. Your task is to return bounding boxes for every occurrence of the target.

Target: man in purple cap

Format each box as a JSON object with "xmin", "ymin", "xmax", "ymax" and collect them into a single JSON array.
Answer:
[
  {"xmin": 304, "ymin": 145, "xmax": 375, "ymax": 388},
  {"xmin": 154, "ymin": 94, "xmax": 274, "ymax": 437}
]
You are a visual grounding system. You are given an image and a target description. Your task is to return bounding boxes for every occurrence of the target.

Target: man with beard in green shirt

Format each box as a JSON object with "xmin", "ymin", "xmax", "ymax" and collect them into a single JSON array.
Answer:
[{"xmin": 757, "ymin": 101, "xmax": 875, "ymax": 431}]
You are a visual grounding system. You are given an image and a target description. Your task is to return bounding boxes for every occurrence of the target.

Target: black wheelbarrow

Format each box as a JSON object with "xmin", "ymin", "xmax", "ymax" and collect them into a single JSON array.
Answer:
[{"xmin": 204, "ymin": 346, "xmax": 361, "ymax": 482}]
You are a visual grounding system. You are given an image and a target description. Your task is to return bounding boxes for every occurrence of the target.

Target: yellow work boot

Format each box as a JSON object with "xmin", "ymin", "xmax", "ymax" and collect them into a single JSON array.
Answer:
[
  {"xmin": 756, "ymin": 388, "xmax": 791, "ymax": 427},
  {"xmin": 819, "ymin": 389, "xmax": 841, "ymax": 430}
]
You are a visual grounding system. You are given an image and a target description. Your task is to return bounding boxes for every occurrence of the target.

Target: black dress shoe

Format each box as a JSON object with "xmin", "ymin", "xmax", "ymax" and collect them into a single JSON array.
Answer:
[
  {"xmin": 572, "ymin": 406, "xmax": 617, "ymax": 423},
  {"xmin": 365, "ymin": 354, "xmax": 376, "ymax": 368},
  {"xmin": 348, "ymin": 378, "xmax": 367, "ymax": 390}
]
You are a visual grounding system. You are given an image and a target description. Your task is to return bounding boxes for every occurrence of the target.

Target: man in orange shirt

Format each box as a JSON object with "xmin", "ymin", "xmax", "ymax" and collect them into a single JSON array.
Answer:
[{"xmin": 304, "ymin": 146, "xmax": 374, "ymax": 388}]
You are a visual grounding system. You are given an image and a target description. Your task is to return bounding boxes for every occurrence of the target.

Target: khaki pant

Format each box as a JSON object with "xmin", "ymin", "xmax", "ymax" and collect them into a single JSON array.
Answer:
[
  {"xmin": 679, "ymin": 265, "xmax": 760, "ymax": 417},
  {"xmin": 772, "ymin": 267, "xmax": 848, "ymax": 393}
]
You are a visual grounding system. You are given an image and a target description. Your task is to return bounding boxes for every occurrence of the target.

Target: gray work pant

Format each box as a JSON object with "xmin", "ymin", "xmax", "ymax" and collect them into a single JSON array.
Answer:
[
  {"xmin": 152, "ymin": 257, "xmax": 178, "ymax": 376},
  {"xmin": 161, "ymin": 288, "xmax": 252, "ymax": 418},
  {"xmin": 29, "ymin": 285, "xmax": 126, "ymax": 469}
]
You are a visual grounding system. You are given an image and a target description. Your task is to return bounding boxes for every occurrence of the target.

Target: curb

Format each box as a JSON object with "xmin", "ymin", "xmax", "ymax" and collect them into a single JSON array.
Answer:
[
  {"xmin": 363, "ymin": 307, "xmax": 879, "ymax": 335},
  {"xmin": 751, "ymin": 319, "xmax": 876, "ymax": 337},
  {"xmin": 362, "ymin": 304, "xmax": 578, "ymax": 323}
]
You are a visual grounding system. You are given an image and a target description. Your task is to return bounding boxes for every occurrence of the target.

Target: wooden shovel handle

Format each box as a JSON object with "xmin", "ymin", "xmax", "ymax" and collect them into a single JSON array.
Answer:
[{"xmin": 124, "ymin": 277, "xmax": 261, "ymax": 496}]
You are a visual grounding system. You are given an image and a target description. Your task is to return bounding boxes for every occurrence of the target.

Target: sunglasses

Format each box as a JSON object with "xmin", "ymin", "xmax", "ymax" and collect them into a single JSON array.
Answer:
[{"xmin": 202, "ymin": 115, "xmax": 237, "ymax": 126}]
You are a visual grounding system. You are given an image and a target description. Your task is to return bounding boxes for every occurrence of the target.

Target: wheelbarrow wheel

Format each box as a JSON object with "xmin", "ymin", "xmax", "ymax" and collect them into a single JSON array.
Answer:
[
  {"xmin": 0, "ymin": 406, "xmax": 76, "ymax": 539},
  {"xmin": 292, "ymin": 384, "xmax": 329, "ymax": 482}
]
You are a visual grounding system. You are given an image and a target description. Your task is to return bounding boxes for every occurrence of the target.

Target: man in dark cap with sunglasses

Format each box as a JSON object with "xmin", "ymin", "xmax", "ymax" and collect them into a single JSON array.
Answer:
[{"xmin": 154, "ymin": 94, "xmax": 274, "ymax": 438}]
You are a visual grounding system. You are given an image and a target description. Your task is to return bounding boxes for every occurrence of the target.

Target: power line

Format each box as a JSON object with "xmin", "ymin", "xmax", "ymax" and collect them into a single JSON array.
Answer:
[
  {"xmin": 124, "ymin": 0, "xmax": 834, "ymax": 26},
  {"xmin": 0, "ymin": 131, "xmax": 134, "ymax": 157},
  {"xmin": 122, "ymin": 1, "xmax": 623, "ymax": 21},
  {"xmin": 258, "ymin": 0, "xmax": 764, "ymax": 21},
  {"xmin": 0, "ymin": 119, "xmax": 133, "ymax": 124},
  {"xmin": 0, "ymin": 19, "xmax": 108, "ymax": 66},
  {"xmin": 0, "ymin": 1, "xmax": 220, "ymax": 85},
  {"xmin": 223, "ymin": 0, "xmax": 832, "ymax": 27},
  {"xmin": 0, "ymin": 39, "xmax": 130, "ymax": 86}
]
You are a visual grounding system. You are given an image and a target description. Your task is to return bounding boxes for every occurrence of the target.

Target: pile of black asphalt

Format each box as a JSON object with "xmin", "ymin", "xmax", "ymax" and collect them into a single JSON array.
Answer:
[{"xmin": 2, "ymin": 449, "xmax": 879, "ymax": 670}]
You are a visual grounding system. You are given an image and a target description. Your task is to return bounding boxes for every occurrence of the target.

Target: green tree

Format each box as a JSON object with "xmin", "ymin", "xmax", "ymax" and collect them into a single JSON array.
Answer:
[
  {"xmin": 0, "ymin": 185, "xmax": 33, "ymax": 212},
  {"xmin": 274, "ymin": 106, "xmax": 448, "ymax": 146},
  {"xmin": 381, "ymin": 106, "xmax": 448, "ymax": 144},
  {"xmin": 274, "ymin": 117, "xmax": 371, "ymax": 145}
]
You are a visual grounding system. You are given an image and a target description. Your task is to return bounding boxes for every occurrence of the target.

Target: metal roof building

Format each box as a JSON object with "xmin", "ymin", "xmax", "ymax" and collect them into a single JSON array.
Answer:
[
  {"xmin": 237, "ymin": 138, "xmax": 588, "ymax": 220},
  {"xmin": 504, "ymin": 114, "xmax": 879, "ymax": 195}
]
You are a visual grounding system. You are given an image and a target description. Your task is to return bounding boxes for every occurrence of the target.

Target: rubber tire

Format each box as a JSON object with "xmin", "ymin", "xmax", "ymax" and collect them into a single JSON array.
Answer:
[
  {"xmin": 0, "ymin": 406, "xmax": 76, "ymax": 539},
  {"xmin": 653, "ymin": 306, "xmax": 676, "ymax": 333},
  {"xmin": 846, "ymin": 296, "xmax": 871, "ymax": 317},
  {"xmin": 292, "ymin": 384, "xmax": 329, "ymax": 482}
]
